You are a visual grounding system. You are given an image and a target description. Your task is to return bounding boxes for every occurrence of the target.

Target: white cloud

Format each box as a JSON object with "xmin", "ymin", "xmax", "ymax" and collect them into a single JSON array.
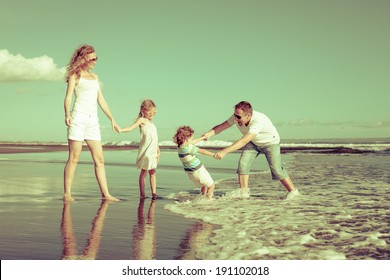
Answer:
[{"xmin": 0, "ymin": 49, "xmax": 65, "ymax": 82}]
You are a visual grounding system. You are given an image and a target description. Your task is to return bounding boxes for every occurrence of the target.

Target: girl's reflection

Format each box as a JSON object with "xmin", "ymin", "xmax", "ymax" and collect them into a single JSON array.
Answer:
[
  {"xmin": 132, "ymin": 198, "xmax": 156, "ymax": 259},
  {"xmin": 61, "ymin": 200, "xmax": 109, "ymax": 260}
]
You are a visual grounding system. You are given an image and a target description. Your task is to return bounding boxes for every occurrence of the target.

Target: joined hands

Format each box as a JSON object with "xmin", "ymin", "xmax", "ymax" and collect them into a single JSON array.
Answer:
[{"xmin": 213, "ymin": 151, "xmax": 226, "ymax": 160}]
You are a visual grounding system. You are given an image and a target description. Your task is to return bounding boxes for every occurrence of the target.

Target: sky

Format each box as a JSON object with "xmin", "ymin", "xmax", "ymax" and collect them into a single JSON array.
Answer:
[{"xmin": 1, "ymin": 0, "xmax": 389, "ymax": 143}]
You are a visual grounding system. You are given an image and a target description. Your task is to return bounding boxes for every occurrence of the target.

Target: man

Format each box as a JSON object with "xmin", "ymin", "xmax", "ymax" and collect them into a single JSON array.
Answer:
[{"xmin": 202, "ymin": 101, "xmax": 299, "ymax": 199}]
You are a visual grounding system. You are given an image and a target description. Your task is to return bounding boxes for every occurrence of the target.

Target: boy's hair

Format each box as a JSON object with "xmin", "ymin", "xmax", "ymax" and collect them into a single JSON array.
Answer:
[{"xmin": 173, "ymin": 126, "xmax": 194, "ymax": 147}]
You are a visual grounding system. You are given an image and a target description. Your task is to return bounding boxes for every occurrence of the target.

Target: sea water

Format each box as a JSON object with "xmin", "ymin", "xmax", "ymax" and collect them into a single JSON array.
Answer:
[
  {"xmin": 165, "ymin": 152, "xmax": 390, "ymax": 260},
  {"xmin": 0, "ymin": 141, "xmax": 389, "ymax": 260}
]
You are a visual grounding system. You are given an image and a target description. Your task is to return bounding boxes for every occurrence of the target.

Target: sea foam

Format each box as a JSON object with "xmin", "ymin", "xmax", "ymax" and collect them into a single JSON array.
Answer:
[{"xmin": 165, "ymin": 153, "xmax": 390, "ymax": 260}]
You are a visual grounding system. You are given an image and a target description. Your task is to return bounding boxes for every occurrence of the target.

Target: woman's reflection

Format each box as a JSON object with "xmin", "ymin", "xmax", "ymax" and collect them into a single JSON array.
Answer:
[
  {"xmin": 61, "ymin": 200, "xmax": 110, "ymax": 260},
  {"xmin": 132, "ymin": 198, "xmax": 156, "ymax": 259}
]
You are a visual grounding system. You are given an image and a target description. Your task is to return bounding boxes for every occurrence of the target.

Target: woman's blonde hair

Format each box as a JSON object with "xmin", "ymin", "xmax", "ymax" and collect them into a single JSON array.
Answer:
[
  {"xmin": 173, "ymin": 126, "xmax": 194, "ymax": 147},
  {"xmin": 65, "ymin": 44, "xmax": 95, "ymax": 82},
  {"xmin": 138, "ymin": 99, "xmax": 157, "ymax": 118}
]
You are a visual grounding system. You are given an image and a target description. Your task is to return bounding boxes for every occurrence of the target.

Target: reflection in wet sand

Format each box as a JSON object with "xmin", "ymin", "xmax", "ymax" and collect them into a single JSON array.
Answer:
[
  {"xmin": 132, "ymin": 199, "xmax": 156, "ymax": 260},
  {"xmin": 176, "ymin": 221, "xmax": 213, "ymax": 260},
  {"xmin": 61, "ymin": 200, "xmax": 110, "ymax": 260}
]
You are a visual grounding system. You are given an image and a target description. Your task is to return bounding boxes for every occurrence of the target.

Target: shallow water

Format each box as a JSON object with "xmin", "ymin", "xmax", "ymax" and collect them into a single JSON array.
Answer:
[
  {"xmin": 165, "ymin": 154, "xmax": 390, "ymax": 260},
  {"xmin": 0, "ymin": 149, "xmax": 259, "ymax": 260},
  {"xmin": 2, "ymin": 149, "xmax": 387, "ymax": 260}
]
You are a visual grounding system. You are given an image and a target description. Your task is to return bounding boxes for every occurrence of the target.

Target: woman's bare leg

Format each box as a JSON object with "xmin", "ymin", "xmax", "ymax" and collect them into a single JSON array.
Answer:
[
  {"xmin": 63, "ymin": 140, "xmax": 83, "ymax": 202},
  {"xmin": 86, "ymin": 140, "xmax": 119, "ymax": 201}
]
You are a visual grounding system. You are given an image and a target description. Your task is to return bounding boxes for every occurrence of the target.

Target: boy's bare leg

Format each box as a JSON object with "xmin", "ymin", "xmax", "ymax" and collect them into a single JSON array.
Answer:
[{"xmin": 206, "ymin": 184, "xmax": 215, "ymax": 199}]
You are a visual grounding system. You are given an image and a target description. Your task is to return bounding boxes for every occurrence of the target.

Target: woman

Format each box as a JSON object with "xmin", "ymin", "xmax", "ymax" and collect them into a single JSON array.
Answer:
[{"xmin": 63, "ymin": 44, "xmax": 119, "ymax": 202}]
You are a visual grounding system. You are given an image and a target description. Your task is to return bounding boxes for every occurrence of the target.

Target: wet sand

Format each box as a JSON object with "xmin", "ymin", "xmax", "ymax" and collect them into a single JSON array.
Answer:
[{"xmin": 0, "ymin": 148, "xmax": 220, "ymax": 260}]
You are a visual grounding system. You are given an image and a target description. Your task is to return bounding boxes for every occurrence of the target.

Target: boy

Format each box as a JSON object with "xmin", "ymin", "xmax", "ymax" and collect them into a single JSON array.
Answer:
[{"xmin": 173, "ymin": 126, "xmax": 216, "ymax": 199}]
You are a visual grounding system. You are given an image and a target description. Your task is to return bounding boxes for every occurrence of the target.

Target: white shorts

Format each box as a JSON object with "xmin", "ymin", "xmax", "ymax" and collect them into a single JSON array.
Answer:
[
  {"xmin": 187, "ymin": 165, "xmax": 214, "ymax": 188},
  {"xmin": 67, "ymin": 111, "xmax": 101, "ymax": 141}
]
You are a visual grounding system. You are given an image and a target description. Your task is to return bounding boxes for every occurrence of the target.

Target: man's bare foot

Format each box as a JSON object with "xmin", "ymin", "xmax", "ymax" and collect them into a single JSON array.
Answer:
[{"xmin": 63, "ymin": 194, "xmax": 75, "ymax": 202}]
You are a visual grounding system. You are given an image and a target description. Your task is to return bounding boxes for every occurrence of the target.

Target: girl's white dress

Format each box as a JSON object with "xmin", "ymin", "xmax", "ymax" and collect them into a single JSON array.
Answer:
[{"xmin": 136, "ymin": 120, "xmax": 158, "ymax": 170}]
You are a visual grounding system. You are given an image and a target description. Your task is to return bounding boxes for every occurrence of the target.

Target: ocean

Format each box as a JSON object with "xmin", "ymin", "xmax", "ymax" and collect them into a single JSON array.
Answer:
[{"xmin": 0, "ymin": 138, "xmax": 389, "ymax": 260}]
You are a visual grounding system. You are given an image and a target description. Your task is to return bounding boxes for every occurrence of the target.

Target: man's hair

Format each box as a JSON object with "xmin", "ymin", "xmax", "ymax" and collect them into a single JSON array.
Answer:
[
  {"xmin": 235, "ymin": 101, "xmax": 253, "ymax": 115},
  {"xmin": 173, "ymin": 126, "xmax": 194, "ymax": 147}
]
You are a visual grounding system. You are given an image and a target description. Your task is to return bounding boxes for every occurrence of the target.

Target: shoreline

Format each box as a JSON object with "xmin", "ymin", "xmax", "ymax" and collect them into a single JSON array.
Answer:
[{"xmin": 0, "ymin": 143, "xmax": 380, "ymax": 154}]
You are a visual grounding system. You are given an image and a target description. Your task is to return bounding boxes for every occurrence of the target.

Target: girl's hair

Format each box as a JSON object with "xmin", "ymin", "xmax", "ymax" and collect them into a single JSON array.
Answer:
[
  {"xmin": 138, "ymin": 99, "xmax": 156, "ymax": 118},
  {"xmin": 173, "ymin": 126, "xmax": 194, "ymax": 147},
  {"xmin": 65, "ymin": 44, "xmax": 95, "ymax": 82}
]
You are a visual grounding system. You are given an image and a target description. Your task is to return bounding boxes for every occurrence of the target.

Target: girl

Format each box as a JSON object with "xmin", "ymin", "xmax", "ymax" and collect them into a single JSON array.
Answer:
[
  {"xmin": 63, "ymin": 44, "xmax": 119, "ymax": 202},
  {"xmin": 119, "ymin": 99, "xmax": 160, "ymax": 199}
]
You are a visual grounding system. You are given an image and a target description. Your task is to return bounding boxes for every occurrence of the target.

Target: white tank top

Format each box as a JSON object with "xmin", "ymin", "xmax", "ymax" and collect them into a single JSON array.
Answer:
[{"xmin": 72, "ymin": 77, "xmax": 99, "ymax": 115}]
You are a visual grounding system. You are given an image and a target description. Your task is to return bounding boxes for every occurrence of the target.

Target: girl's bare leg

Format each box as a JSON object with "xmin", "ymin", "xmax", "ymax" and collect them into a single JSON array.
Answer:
[
  {"xmin": 139, "ymin": 169, "xmax": 148, "ymax": 198},
  {"xmin": 148, "ymin": 169, "xmax": 157, "ymax": 198}
]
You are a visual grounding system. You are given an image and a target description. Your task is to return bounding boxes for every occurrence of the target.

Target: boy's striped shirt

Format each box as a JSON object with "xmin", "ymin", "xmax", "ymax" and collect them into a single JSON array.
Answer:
[{"xmin": 178, "ymin": 143, "xmax": 202, "ymax": 172}]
